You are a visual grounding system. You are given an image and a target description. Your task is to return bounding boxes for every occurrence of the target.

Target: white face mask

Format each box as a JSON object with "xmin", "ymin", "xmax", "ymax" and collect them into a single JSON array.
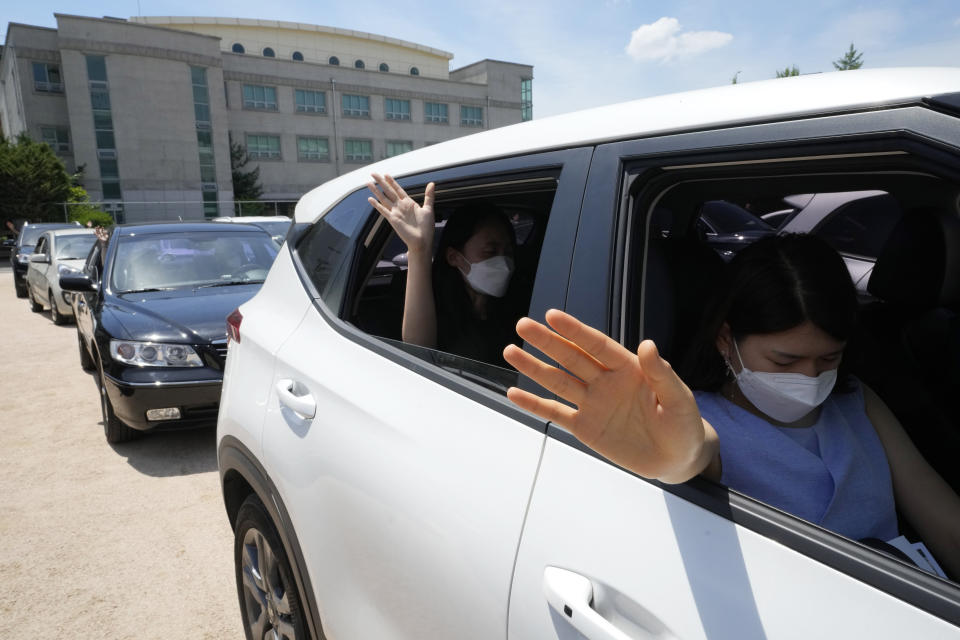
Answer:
[
  {"xmin": 455, "ymin": 253, "xmax": 514, "ymax": 298},
  {"xmin": 728, "ymin": 339, "xmax": 838, "ymax": 423}
]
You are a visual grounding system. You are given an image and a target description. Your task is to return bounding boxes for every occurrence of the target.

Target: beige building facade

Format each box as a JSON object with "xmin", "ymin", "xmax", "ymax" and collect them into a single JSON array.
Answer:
[{"xmin": 0, "ymin": 15, "xmax": 533, "ymax": 221}]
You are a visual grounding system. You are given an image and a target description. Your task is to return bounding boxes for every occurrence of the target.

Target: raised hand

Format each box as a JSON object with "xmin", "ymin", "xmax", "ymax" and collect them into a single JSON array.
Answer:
[
  {"xmin": 367, "ymin": 173, "xmax": 435, "ymax": 255},
  {"xmin": 503, "ymin": 309, "xmax": 718, "ymax": 483}
]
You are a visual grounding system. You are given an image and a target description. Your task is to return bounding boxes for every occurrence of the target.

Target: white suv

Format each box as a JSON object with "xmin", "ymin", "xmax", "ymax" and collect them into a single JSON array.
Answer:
[{"xmin": 217, "ymin": 68, "xmax": 960, "ymax": 639}]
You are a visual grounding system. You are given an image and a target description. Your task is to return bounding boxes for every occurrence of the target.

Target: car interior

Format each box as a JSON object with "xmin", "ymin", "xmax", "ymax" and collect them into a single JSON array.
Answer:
[
  {"xmin": 627, "ymin": 159, "xmax": 960, "ymax": 500},
  {"xmin": 343, "ymin": 176, "xmax": 558, "ymax": 390}
]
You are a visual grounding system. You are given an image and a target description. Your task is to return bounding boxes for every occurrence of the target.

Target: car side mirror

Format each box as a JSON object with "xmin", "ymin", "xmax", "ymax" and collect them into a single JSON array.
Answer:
[
  {"xmin": 391, "ymin": 252, "xmax": 409, "ymax": 268},
  {"xmin": 60, "ymin": 272, "xmax": 98, "ymax": 292},
  {"xmin": 29, "ymin": 253, "xmax": 49, "ymax": 264}
]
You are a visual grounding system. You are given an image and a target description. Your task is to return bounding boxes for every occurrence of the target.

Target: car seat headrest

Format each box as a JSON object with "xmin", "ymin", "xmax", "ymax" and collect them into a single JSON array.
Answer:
[{"xmin": 868, "ymin": 208, "xmax": 960, "ymax": 309}]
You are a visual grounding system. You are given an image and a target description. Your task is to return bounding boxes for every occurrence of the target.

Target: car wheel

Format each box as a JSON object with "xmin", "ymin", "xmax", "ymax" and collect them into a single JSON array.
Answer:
[
  {"xmin": 77, "ymin": 332, "xmax": 95, "ymax": 373},
  {"xmin": 28, "ymin": 287, "xmax": 43, "ymax": 312},
  {"xmin": 50, "ymin": 290, "xmax": 67, "ymax": 325},
  {"xmin": 96, "ymin": 360, "xmax": 139, "ymax": 444},
  {"xmin": 15, "ymin": 282, "xmax": 27, "ymax": 298},
  {"xmin": 235, "ymin": 494, "xmax": 310, "ymax": 640}
]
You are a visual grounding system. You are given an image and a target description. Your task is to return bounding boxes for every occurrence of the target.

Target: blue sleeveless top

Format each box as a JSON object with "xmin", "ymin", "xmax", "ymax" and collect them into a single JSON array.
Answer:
[{"xmin": 695, "ymin": 379, "xmax": 898, "ymax": 541}]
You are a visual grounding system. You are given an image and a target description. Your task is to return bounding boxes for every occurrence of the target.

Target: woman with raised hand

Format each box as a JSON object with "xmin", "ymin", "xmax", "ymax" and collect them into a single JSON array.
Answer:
[
  {"xmin": 504, "ymin": 234, "xmax": 960, "ymax": 579},
  {"xmin": 367, "ymin": 173, "xmax": 523, "ymax": 365}
]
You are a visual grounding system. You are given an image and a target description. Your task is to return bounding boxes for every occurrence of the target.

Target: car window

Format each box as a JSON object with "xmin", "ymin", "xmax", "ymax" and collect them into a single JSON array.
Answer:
[
  {"xmin": 34, "ymin": 236, "xmax": 47, "ymax": 255},
  {"xmin": 111, "ymin": 231, "xmax": 277, "ymax": 293},
  {"xmin": 56, "ymin": 235, "xmax": 97, "ymax": 260},
  {"xmin": 814, "ymin": 193, "xmax": 902, "ymax": 259}
]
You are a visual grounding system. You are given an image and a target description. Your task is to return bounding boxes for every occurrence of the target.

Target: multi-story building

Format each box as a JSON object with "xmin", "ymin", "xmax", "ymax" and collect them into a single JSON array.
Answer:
[{"xmin": 0, "ymin": 15, "xmax": 533, "ymax": 221}]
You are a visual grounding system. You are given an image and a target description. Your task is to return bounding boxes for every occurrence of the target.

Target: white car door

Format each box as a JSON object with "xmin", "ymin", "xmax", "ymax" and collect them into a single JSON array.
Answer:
[
  {"xmin": 509, "ymin": 118, "xmax": 960, "ymax": 639},
  {"xmin": 260, "ymin": 149, "xmax": 591, "ymax": 639}
]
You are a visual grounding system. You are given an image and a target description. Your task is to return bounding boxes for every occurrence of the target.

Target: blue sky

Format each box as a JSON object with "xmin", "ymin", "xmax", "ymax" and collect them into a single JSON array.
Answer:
[{"xmin": 5, "ymin": 0, "xmax": 959, "ymax": 117}]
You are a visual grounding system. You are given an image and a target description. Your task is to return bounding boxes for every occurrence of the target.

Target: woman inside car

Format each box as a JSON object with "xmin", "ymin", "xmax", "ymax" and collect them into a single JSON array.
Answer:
[
  {"xmin": 503, "ymin": 233, "xmax": 960, "ymax": 579},
  {"xmin": 367, "ymin": 173, "xmax": 523, "ymax": 365}
]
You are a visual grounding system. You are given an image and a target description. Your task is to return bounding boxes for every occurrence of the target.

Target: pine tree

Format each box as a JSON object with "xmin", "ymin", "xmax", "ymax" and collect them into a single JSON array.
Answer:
[
  {"xmin": 833, "ymin": 43, "xmax": 864, "ymax": 70},
  {"xmin": 230, "ymin": 140, "xmax": 264, "ymax": 215},
  {"xmin": 0, "ymin": 133, "xmax": 73, "ymax": 222},
  {"xmin": 775, "ymin": 65, "xmax": 800, "ymax": 78}
]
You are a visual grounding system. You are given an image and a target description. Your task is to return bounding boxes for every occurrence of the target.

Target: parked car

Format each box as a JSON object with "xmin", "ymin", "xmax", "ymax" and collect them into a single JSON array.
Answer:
[
  {"xmin": 217, "ymin": 68, "xmax": 960, "ymax": 639},
  {"xmin": 212, "ymin": 215, "xmax": 293, "ymax": 246},
  {"xmin": 695, "ymin": 200, "xmax": 777, "ymax": 260},
  {"xmin": 24, "ymin": 228, "xmax": 97, "ymax": 324},
  {"xmin": 62, "ymin": 222, "xmax": 277, "ymax": 443},
  {"xmin": 10, "ymin": 221, "xmax": 81, "ymax": 297}
]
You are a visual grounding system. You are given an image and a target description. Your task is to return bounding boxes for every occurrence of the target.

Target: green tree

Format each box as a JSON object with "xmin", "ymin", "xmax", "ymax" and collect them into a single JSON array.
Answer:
[
  {"xmin": 0, "ymin": 133, "xmax": 73, "ymax": 222},
  {"xmin": 775, "ymin": 65, "xmax": 800, "ymax": 78},
  {"xmin": 65, "ymin": 185, "xmax": 114, "ymax": 227},
  {"xmin": 230, "ymin": 139, "xmax": 264, "ymax": 216},
  {"xmin": 833, "ymin": 43, "xmax": 864, "ymax": 70},
  {"xmin": 731, "ymin": 70, "xmax": 741, "ymax": 85}
]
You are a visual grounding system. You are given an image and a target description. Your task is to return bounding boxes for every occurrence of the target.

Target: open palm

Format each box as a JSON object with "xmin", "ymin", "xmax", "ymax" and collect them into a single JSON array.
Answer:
[
  {"xmin": 367, "ymin": 173, "xmax": 435, "ymax": 255},
  {"xmin": 503, "ymin": 309, "xmax": 713, "ymax": 483}
]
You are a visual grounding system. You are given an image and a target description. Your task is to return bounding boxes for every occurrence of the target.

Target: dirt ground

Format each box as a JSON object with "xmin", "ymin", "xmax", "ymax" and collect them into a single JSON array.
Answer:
[{"xmin": 0, "ymin": 266, "xmax": 243, "ymax": 638}]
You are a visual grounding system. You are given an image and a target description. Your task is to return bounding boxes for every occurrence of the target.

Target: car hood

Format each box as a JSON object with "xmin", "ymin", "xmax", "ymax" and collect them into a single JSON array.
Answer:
[{"xmin": 104, "ymin": 285, "xmax": 261, "ymax": 343}]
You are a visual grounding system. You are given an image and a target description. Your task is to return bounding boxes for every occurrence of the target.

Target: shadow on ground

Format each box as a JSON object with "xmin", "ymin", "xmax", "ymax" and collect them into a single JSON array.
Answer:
[{"xmin": 110, "ymin": 426, "xmax": 219, "ymax": 477}]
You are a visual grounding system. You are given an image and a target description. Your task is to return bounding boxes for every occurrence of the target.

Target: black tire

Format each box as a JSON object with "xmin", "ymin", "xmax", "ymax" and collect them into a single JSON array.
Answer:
[
  {"xmin": 50, "ymin": 290, "xmax": 68, "ymax": 325},
  {"xmin": 28, "ymin": 287, "xmax": 43, "ymax": 312},
  {"xmin": 96, "ymin": 361, "xmax": 139, "ymax": 443},
  {"xmin": 78, "ymin": 332, "xmax": 95, "ymax": 373},
  {"xmin": 235, "ymin": 495, "xmax": 310, "ymax": 640},
  {"xmin": 15, "ymin": 282, "xmax": 27, "ymax": 298}
]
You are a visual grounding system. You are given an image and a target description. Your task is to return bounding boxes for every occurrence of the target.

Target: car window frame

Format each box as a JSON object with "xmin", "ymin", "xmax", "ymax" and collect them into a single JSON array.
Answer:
[
  {"xmin": 290, "ymin": 146, "xmax": 594, "ymax": 431},
  {"xmin": 562, "ymin": 105, "xmax": 960, "ymax": 625}
]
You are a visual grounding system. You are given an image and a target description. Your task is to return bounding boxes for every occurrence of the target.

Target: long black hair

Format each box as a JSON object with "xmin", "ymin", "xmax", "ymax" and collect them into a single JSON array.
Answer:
[{"xmin": 680, "ymin": 233, "xmax": 859, "ymax": 391}]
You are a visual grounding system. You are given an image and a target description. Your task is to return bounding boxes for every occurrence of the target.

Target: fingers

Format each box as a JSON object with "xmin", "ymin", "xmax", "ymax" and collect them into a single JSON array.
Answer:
[
  {"xmin": 423, "ymin": 182, "xmax": 436, "ymax": 210},
  {"xmin": 544, "ymin": 309, "xmax": 634, "ymax": 370},
  {"xmin": 636, "ymin": 339, "xmax": 694, "ymax": 410},
  {"xmin": 369, "ymin": 173, "xmax": 400, "ymax": 203},
  {"xmin": 513, "ymin": 317, "xmax": 607, "ymax": 384},
  {"xmin": 384, "ymin": 174, "xmax": 409, "ymax": 201},
  {"xmin": 503, "ymin": 344, "xmax": 587, "ymax": 406},
  {"xmin": 506, "ymin": 386, "xmax": 578, "ymax": 428}
]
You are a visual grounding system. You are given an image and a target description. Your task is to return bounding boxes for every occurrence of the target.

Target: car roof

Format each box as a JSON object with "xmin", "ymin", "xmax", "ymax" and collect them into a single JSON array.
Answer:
[
  {"xmin": 295, "ymin": 67, "xmax": 960, "ymax": 224},
  {"xmin": 212, "ymin": 216, "xmax": 291, "ymax": 223},
  {"xmin": 114, "ymin": 222, "xmax": 272, "ymax": 236},
  {"xmin": 43, "ymin": 228, "xmax": 97, "ymax": 238},
  {"xmin": 22, "ymin": 222, "xmax": 80, "ymax": 230}
]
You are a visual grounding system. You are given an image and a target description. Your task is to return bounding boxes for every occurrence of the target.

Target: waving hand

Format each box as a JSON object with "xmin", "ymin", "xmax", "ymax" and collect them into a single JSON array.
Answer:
[
  {"xmin": 503, "ymin": 310, "xmax": 719, "ymax": 483},
  {"xmin": 367, "ymin": 173, "xmax": 435, "ymax": 255}
]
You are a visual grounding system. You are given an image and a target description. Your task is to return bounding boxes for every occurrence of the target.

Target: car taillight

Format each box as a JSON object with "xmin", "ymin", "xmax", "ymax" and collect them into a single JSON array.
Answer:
[{"xmin": 226, "ymin": 308, "xmax": 243, "ymax": 343}]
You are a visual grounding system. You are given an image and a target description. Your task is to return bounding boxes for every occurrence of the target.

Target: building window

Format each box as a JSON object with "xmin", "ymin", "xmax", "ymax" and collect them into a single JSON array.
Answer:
[
  {"xmin": 246, "ymin": 134, "xmax": 281, "ymax": 160},
  {"xmin": 342, "ymin": 94, "xmax": 370, "ymax": 118},
  {"xmin": 297, "ymin": 136, "xmax": 330, "ymax": 161},
  {"xmin": 292, "ymin": 51, "xmax": 304, "ymax": 61},
  {"xmin": 386, "ymin": 140, "xmax": 413, "ymax": 157},
  {"xmin": 344, "ymin": 139, "xmax": 372, "ymax": 163},
  {"xmin": 232, "ymin": 43, "xmax": 245, "ymax": 54},
  {"xmin": 424, "ymin": 102, "xmax": 448, "ymax": 124},
  {"xmin": 295, "ymin": 89, "xmax": 326, "ymax": 114},
  {"xmin": 329, "ymin": 56, "xmax": 340, "ymax": 65},
  {"xmin": 40, "ymin": 126, "xmax": 70, "ymax": 153},
  {"xmin": 86, "ymin": 56, "xmax": 107, "ymax": 84},
  {"xmin": 410, "ymin": 67, "xmax": 420, "ymax": 76},
  {"xmin": 90, "ymin": 90, "xmax": 111, "ymax": 110},
  {"xmin": 192, "ymin": 66, "xmax": 218, "ymax": 216},
  {"xmin": 521, "ymin": 78, "xmax": 533, "ymax": 121},
  {"xmin": 379, "ymin": 63, "xmax": 389, "ymax": 72},
  {"xmin": 384, "ymin": 98, "xmax": 411, "ymax": 121},
  {"xmin": 460, "ymin": 105, "xmax": 483, "ymax": 127},
  {"xmin": 263, "ymin": 47, "xmax": 275, "ymax": 58},
  {"xmin": 102, "ymin": 181, "xmax": 122, "ymax": 199},
  {"xmin": 243, "ymin": 84, "xmax": 278, "ymax": 111},
  {"xmin": 354, "ymin": 59, "xmax": 365, "ymax": 70},
  {"xmin": 32, "ymin": 62, "xmax": 63, "ymax": 93}
]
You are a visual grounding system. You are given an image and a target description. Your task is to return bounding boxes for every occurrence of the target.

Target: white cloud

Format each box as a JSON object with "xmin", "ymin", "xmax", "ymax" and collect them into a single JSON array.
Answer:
[{"xmin": 625, "ymin": 17, "xmax": 733, "ymax": 63}]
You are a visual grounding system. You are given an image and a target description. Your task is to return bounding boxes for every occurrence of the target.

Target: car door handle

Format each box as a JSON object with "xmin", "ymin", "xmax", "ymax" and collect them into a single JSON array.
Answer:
[
  {"xmin": 543, "ymin": 567, "xmax": 654, "ymax": 640},
  {"xmin": 275, "ymin": 379, "xmax": 316, "ymax": 419}
]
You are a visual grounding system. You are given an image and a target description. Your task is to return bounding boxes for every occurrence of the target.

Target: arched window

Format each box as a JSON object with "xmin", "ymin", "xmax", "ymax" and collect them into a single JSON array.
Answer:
[
  {"xmin": 232, "ymin": 43, "xmax": 245, "ymax": 54},
  {"xmin": 292, "ymin": 51, "xmax": 304, "ymax": 61},
  {"xmin": 354, "ymin": 59, "xmax": 365, "ymax": 70},
  {"xmin": 328, "ymin": 56, "xmax": 340, "ymax": 66},
  {"xmin": 410, "ymin": 67, "xmax": 420, "ymax": 76},
  {"xmin": 263, "ymin": 47, "xmax": 275, "ymax": 58},
  {"xmin": 379, "ymin": 62, "xmax": 389, "ymax": 72}
]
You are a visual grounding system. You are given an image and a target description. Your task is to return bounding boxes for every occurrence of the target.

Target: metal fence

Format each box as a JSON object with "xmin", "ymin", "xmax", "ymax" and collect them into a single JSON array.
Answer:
[{"xmin": 57, "ymin": 200, "xmax": 299, "ymax": 224}]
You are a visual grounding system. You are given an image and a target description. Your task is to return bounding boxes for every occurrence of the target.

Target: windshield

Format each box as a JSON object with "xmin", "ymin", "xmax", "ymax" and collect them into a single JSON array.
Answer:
[
  {"xmin": 251, "ymin": 220, "xmax": 292, "ymax": 239},
  {"xmin": 56, "ymin": 235, "xmax": 97, "ymax": 260},
  {"xmin": 700, "ymin": 201, "xmax": 774, "ymax": 234},
  {"xmin": 20, "ymin": 224, "xmax": 76, "ymax": 247},
  {"xmin": 111, "ymin": 231, "xmax": 278, "ymax": 293}
]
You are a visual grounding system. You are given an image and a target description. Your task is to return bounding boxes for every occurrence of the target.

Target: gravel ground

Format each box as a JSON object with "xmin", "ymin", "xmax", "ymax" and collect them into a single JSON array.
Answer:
[{"xmin": 0, "ymin": 266, "xmax": 243, "ymax": 639}]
